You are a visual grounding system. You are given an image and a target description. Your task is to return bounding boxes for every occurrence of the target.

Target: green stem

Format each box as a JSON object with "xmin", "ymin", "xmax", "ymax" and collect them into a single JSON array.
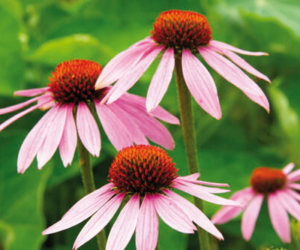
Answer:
[
  {"xmin": 77, "ymin": 138, "xmax": 106, "ymax": 250},
  {"xmin": 175, "ymin": 56, "xmax": 211, "ymax": 250}
]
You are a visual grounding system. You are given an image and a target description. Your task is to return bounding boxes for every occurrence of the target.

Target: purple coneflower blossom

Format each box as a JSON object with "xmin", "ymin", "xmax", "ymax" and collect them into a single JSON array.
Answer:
[
  {"xmin": 0, "ymin": 60, "xmax": 179, "ymax": 173},
  {"xmin": 43, "ymin": 145, "xmax": 242, "ymax": 250},
  {"xmin": 95, "ymin": 10, "xmax": 270, "ymax": 119},
  {"xmin": 212, "ymin": 163, "xmax": 300, "ymax": 243}
]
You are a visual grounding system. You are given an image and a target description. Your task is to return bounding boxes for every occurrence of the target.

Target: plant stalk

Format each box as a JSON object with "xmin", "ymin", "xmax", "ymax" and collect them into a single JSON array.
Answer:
[
  {"xmin": 77, "ymin": 138, "xmax": 107, "ymax": 250},
  {"xmin": 175, "ymin": 56, "xmax": 211, "ymax": 250}
]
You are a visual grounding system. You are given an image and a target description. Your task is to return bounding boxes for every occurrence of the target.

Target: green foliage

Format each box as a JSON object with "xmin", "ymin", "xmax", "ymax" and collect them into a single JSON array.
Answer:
[{"xmin": 0, "ymin": 0, "xmax": 299, "ymax": 249}]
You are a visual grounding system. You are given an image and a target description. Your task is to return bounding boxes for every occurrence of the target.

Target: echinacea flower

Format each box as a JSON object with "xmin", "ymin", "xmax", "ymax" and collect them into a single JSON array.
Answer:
[
  {"xmin": 43, "ymin": 145, "xmax": 242, "ymax": 250},
  {"xmin": 96, "ymin": 10, "xmax": 270, "ymax": 119},
  {"xmin": 0, "ymin": 60, "xmax": 179, "ymax": 173},
  {"xmin": 212, "ymin": 163, "xmax": 300, "ymax": 243}
]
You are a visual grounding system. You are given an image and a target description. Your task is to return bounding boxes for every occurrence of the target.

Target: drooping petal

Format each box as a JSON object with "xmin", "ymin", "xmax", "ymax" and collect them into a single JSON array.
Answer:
[
  {"xmin": 59, "ymin": 104, "xmax": 77, "ymax": 167},
  {"xmin": 210, "ymin": 44, "xmax": 270, "ymax": 82},
  {"xmin": 212, "ymin": 188, "xmax": 255, "ymax": 224},
  {"xmin": 0, "ymin": 97, "xmax": 51, "ymax": 131},
  {"xmin": 286, "ymin": 188, "xmax": 300, "ymax": 202},
  {"xmin": 282, "ymin": 163, "xmax": 295, "ymax": 175},
  {"xmin": 164, "ymin": 189, "xmax": 223, "ymax": 240},
  {"xmin": 106, "ymin": 45, "xmax": 164, "ymax": 104},
  {"xmin": 178, "ymin": 173, "xmax": 200, "ymax": 180},
  {"xmin": 108, "ymin": 102, "xmax": 149, "ymax": 145},
  {"xmin": 121, "ymin": 93, "xmax": 179, "ymax": 125},
  {"xmin": 241, "ymin": 193, "xmax": 264, "ymax": 241},
  {"xmin": 37, "ymin": 105, "xmax": 68, "ymax": 169},
  {"xmin": 136, "ymin": 194, "xmax": 159, "ymax": 250},
  {"xmin": 14, "ymin": 87, "xmax": 49, "ymax": 97},
  {"xmin": 288, "ymin": 183, "xmax": 300, "ymax": 190},
  {"xmin": 173, "ymin": 182, "xmax": 243, "ymax": 207},
  {"xmin": 276, "ymin": 190, "xmax": 300, "ymax": 221},
  {"xmin": 106, "ymin": 194, "xmax": 140, "ymax": 250},
  {"xmin": 73, "ymin": 192, "xmax": 125, "ymax": 250},
  {"xmin": 0, "ymin": 96, "xmax": 40, "ymax": 115},
  {"xmin": 174, "ymin": 179, "xmax": 229, "ymax": 193},
  {"xmin": 175, "ymin": 175, "xmax": 229, "ymax": 187},
  {"xmin": 95, "ymin": 38, "xmax": 155, "ymax": 89},
  {"xmin": 133, "ymin": 113, "xmax": 174, "ymax": 150},
  {"xmin": 153, "ymin": 193, "xmax": 195, "ymax": 234},
  {"xmin": 210, "ymin": 40, "xmax": 268, "ymax": 56},
  {"xmin": 118, "ymin": 98, "xmax": 175, "ymax": 149},
  {"xmin": 17, "ymin": 105, "xmax": 59, "ymax": 173},
  {"xmin": 199, "ymin": 46, "xmax": 269, "ymax": 112},
  {"xmin": 182, "ymin": 48, "xmax": 221, "ymax": 119},
  {"xmin": 146, "ymin": 48, "xmax": 175, "ymax": 112},
  {"xmin": 76, "ymin": 102, "xmax": 101, "ymax": 157},
  {"xmin": 95, "ymin": 102, "xmax": 132, "ymax": 151},
  {"xmin": 43, "ymin": 183, "xmax": 115, "ymax": 235},
  {"xmin": 268, "ymin": 192, "xmax": 291, "ymax": 243},
  {"xmin": 287, "ymin": 169, "xmax": 300, "ymax": 182}
]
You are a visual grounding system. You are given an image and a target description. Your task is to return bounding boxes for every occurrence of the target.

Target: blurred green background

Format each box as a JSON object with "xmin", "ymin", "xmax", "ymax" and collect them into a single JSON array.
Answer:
[{"xmin": 0, "ymin": 0, "xmax": 300, "ymax": 249}]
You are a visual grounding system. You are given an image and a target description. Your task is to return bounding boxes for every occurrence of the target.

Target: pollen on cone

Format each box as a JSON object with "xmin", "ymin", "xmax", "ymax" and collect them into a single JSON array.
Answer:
[
  {"xmin": 108, "ymin": 145, "xmax": 178, "ymax": 194},
  {"xmin": 151, "ymin": 10, "xmax": 212, "ymax": 48}
]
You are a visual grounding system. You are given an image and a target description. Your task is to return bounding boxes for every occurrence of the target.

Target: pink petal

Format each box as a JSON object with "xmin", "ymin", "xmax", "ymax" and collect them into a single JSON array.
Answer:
[
  {"xmin": 179, "ymin": 173, "xmax": 200, "ymax": 180},
  {"xmin": 276, "ymin": 190, "xmax": 300, "ymax": 221},
  {"xmin": 286, "ymin": 189, "xmax": 300, "ymax": 202},
  {"xmin": 96, "ymin": 38, "xmax": 155, "ymax": 89},
  {"xmin": 73, "ymin": 192, "xmax": 125, "ymax": 250},
  {"xmin": 173, "ymin": 182, "xmax": 243, "ymax": 207},
  {"xmin": 153, "ymin": 193, "xmax": 196, "ymax": 234},
  {"xmin": 136, "ymin": 194, "xmax": 159, "ymax": 250},
  {"xmin": 282, "ymin": 163, "xmax": 295, "ymax": 174},
  {"xmin": 210, "ymin": 44, "xmax": 270, "ymax": 82},
  {"xmin": 210, "ymin": 40, "xmax": 268, "ymax": 56},
  {"xmin": 268, "ymin": 192, "xmax": 291, "ymax": 243},
  {"xmin": 118, "ymin": 98, "xmax": 175, "ymax": 149},
  {"xmin": 146, "ymin": 48, "xmax": 175, "ymax": 112},
  {"xmin": 174, "ymin": 179, "xmax": 229, "ymax": 194},
  {"xmin": 212, "ymin": 187, "xmax": 255, "ymax": 225},
  {"xmin": 43, "ymin": 183, "xmax": 115, "ymax": 235},
  {"xmin": 76, "ymin": 102, "xmax": 101, "ymax": 157},
  {"xmin": 0, "ymin": 97, "xmax": 51, "ymax": 131},
  {"xmin": 288, "ymin": 183, "xmax": 300, "ymax": 190},
  {"xmin": 175, "ymin": 176, "xmax": 229, "ymax": 187},
  {"xmin": 199, "ymin": 46, "xmax": 269, "ymax": 112},
  {"xmin": 108, "ymin": 102, "xmax": 148, "ymax": 145},
  {"xmin": 95, "ymin": 102, "xmax": 132, "ymax": 151},
  {"xmin": 121, "ymin": 93, "xmax": 179, "ymax": 125},
  {"xmin": 14, "ymin": 87, "xmax": 49, "ymax": 97},
  {"xmin": 164, "ymin": 189, "xmax": 223, "ymax": 240},
  {"xmin": 241, "ymin": 193, "xmax": 264, "ymax": 241},
  {"xmin": 287, "ymin": 169, "xmax": 300, "ymax": 182},
  {"xmin": 133, "ymin": 114, "xmax": 174, "ymax": 150},
  {"xmin": 182, "ymin": 48, "xmax": 222, "ymax": 119},
  {"xmin": 37, "ymin": 106, "xmax": 68, "ymax": 169},
  {"xmin": 106, "ymin": 45, "xmax": 164, "ymax": 104},
  {"xmin": 106, "ymin": 194, "xmax": 140, "ymax": 250},
  {"xmin": 0, "ymin": 96, "xmax": 40, "ymax": 115},
  {"xmin": 17, "ymin": 105, "xmax": 59, "ymax": 173},
  {"xmin": 59, "ymin": 104, "xmax": 77, "ymax": 167}
]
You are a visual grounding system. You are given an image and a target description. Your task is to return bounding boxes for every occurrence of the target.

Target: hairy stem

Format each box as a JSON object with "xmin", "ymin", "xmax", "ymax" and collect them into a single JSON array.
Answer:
[{"xmin": 175, "ymin": 56, "xmax": 211, "ymax": 250}]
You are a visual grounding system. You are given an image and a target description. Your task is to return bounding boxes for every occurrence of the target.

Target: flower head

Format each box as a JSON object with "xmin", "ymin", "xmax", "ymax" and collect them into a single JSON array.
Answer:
[
  {"xmin": 96, "ymin": 10, "xmax": 270, "ymax": 119},
  {"xmin": 0, "ymin": 60, "xmax": 179, "ymax": 173},
  {"xmin": 43, "ymin": 145, "xmax": 242, "ymax": 250},
  {"xmin": 212, "ymin": 163, "xmax": 300, "ymax": 243}
]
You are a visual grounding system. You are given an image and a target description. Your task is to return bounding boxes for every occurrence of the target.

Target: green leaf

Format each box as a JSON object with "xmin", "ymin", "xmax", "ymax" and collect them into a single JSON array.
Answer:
[
  {"xmin": 0, "ymin": 130, "xmax": 51, "ymax": 250},
  {"xmin": 0, "ymin": 7, "xmax": 25, "ymax": 96},
  {"xmin": 28, "ymin": 34, "xmax": 114, "ymax": 66},
  {"xmin": 214, "ymin": 0, "xmax": 300, "ymax": 37}
]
